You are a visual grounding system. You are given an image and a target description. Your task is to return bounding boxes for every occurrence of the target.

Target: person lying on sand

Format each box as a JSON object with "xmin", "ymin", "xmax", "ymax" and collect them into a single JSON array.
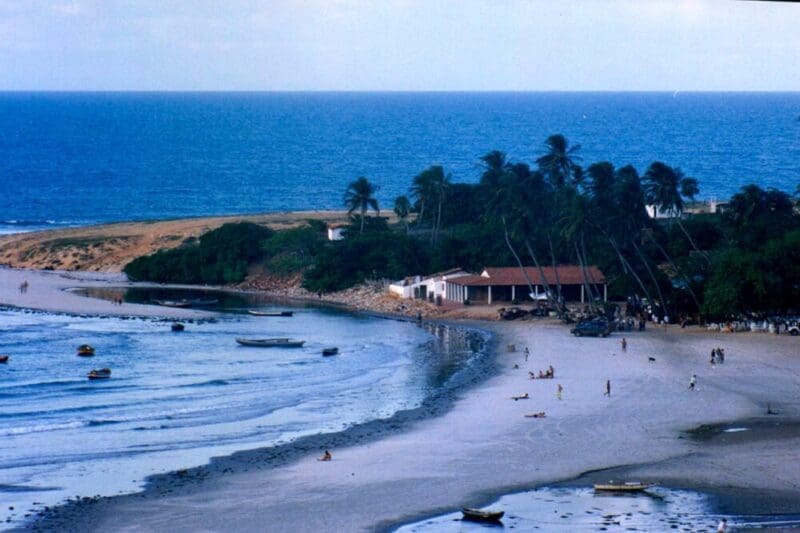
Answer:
[
  {"xmin": 524, "ymin": 412, "xmax": 546, "ymax": 418},
  {"xmin": 512, "ymin": 393, "xmax": 529, "ymax": 401},
  {"xmin": 318, "ymin": 450, "xmax": 332, "ymax": 461}
]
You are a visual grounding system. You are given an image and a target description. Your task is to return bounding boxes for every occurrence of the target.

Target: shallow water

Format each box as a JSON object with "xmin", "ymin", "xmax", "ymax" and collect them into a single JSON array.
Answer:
[
  {"xmin": 394, "ymin": 487, "xmax": 800, "ymax": 532},
  {"xmin": 0, "ymin": 298, "xmax": 488, "ymax": 528}
]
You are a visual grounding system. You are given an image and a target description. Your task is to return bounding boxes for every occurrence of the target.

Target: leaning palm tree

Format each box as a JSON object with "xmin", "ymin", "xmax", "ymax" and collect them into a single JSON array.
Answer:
[
  {"xmin": 344, "ymin": 176, "xmax": 379, "ymax": 234},
  {"xmin": 393, "ymin": 195, "xmax": 411, "ymax": 233},
  {"xmin": 643, "ymin": 162, "xmax": 707, "ymax": 260},
  {"xmin": 535, "ymin": 134, "xmax": 583, "ymax": 189},
  {"xmin": 479, "ymin": 150, "xmax": 508, "ymax": 190},
  {"xmin": 410, "ymin": 167, "xmax": 436, "ymax": 228},
  {"xmin": 429, "ymin": 166, "xmax": 451, "ymax": 244}
]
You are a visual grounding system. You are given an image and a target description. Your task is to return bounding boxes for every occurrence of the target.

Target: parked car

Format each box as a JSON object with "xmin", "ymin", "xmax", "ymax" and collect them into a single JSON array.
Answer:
[
  {"xmin": 570, "ymin": 319, "xmax": 611, "ymax": 337},
  {"xmin": 788, "ymin": 324, "xmax": 800, "ymax": 336}
]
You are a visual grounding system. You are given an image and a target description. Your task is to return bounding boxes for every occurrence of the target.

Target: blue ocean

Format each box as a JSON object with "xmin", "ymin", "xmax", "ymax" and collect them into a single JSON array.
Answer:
[{"xmin": 1, "ymin": 92, "xmax": 799, "ymax": 234}]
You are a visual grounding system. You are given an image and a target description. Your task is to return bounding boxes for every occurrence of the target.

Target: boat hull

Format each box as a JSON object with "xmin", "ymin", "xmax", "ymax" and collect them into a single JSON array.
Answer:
[
  {"xmin": 462, "ymin": 508, "xmax": 504, "ymax": 523},
  {"xmin": 235, "ymin": 338, "xmax": 305, "ymax": 348},
  {"xmin": 594, "ymin": 483, "xmax": 654, "ymax": 492}
]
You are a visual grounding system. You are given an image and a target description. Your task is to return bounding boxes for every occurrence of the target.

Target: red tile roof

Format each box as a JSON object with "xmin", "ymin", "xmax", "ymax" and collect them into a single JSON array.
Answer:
[{"xmin": 448, "ymin": 266, "xmax": 605, "ymax": 286}]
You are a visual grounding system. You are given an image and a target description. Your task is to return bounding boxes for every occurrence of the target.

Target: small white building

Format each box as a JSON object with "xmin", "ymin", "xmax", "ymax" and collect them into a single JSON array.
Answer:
[
  {"xmin": 645, "ymin": 204, "xmax": 676, "ymax": 219},
  {"xmin": 327, "ymin": 223, "xmax": 347, "ymax": 241},
  {"xmin": 389, "ymin": 268, "xmax": 470, "ymax": 301}
]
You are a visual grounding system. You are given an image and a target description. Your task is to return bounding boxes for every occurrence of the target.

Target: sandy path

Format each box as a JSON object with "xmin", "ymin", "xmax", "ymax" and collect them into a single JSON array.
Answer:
[{"xmin": 31, "ymin": 320, "xmax": 800, "ymax": 532}]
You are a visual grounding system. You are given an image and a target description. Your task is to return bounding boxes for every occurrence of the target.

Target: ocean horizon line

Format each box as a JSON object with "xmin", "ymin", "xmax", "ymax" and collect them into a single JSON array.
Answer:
[{"xmin": 2, "ymin": 89, "xmax": 800, "ymax": 95}]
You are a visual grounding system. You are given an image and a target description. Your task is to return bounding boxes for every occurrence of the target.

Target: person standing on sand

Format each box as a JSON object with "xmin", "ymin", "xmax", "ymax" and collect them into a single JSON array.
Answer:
[
  {"xmin": 605, "ymin": 380, "xmax": 611, "ymax": 396},
  {"xmin": 689, "ymin": 374, "xmax": 697, "ymax": 391},
  {"xmin": 621, "ymin": 337, "xmax": 627, "ymax": 353},
  {"xmin": 524, "ymin": 347, "xmax": 529, "ymax": 362},
  {"xmin": 557, "ymin": 383, "xmax": 563, "ymax": 400}
]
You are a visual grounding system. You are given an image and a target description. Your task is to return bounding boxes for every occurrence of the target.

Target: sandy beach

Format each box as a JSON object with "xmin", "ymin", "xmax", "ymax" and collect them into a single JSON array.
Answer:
[{"xmin": 4, "ymin": 265, "xmax": 798, "ymax": 532}]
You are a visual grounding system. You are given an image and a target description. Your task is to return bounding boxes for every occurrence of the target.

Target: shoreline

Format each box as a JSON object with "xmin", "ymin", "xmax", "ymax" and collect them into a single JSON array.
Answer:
[{"xmin": 2, "ymin": 267, "xmax": 800, "ymax": 531}]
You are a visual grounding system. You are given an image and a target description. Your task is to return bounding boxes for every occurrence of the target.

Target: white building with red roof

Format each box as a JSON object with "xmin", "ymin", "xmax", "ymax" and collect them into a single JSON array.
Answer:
[{"xmin": 444, "ymin": 265, "xmax": 607, "ymax": 305}]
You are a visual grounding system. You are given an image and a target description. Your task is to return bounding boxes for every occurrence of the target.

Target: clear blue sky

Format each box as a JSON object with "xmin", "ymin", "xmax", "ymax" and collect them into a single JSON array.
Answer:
[{"xmin": 1, "ymin": 0, "xmax": 798, "ymax": 91}]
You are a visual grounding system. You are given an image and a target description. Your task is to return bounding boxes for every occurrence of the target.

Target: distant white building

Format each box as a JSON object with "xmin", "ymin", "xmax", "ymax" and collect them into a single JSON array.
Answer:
[
  {"xmin": 327, "ymin": 223, "xmax": 347, "ymax": 241},
  {"xmin": 645, "ymin": 204, "xmax": 676, "ymax": 219},
  {"xmin": 389, "ymin": 268, "xmax": 471, "ymax": 301}
]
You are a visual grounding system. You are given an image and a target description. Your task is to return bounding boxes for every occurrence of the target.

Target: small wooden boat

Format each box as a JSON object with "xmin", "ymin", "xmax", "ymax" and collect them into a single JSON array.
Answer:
[
  {"xmin": 594, "ymin": 481, "xmax": 655, "ymax": 492},
  {"xmin": 77, "ymin": 344, "xmax": 95, "ymax": 357},
  {"xmin": 322, "ymin": 347, "xmax": 339, "ymax": 356},
  {"xmin": 171, "ymin": 322, "xmax": 185, "ymax": 332},
  {"xmin": 154, "ymin": 298, "xmax": 218, "ymax": 308},
  {"xmin": 87, "ymin": 368, "xmax": 111, "ymax": 380},
  {"xmin": 153, "ymin": 299, "xmax": 191, "ymax": 308},
  {"xmin": 248, "ymin": 310, "xmax": 294, "ymax": 317},
  {"xmin": 235, "ymin": 338, "xmax": 305, "ymax": 348},
  {"xmin": 0, "ymin": 355, "xmax": 8, "ymax": 363},
  {"xmin": 462, "ymin": 508, "xmax": 504, "ymax": 523}
]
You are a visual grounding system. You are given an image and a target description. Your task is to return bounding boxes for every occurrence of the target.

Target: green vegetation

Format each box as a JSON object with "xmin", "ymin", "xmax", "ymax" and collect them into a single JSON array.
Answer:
[
  {"xmin": 123, "ymin": 136, "xmax": 800, "ymax": 319},
  {"xmin": 124, "ymin": 222, "xmax": 274, "ymax": 284}
]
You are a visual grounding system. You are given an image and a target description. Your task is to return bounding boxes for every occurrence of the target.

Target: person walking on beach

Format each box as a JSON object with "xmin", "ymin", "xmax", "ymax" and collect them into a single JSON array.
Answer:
[
  {"xmin": 718, "ymin": 348, "xmax": 725, "ymax": 364},
  {"xmin": 717, "ymin": 517, "xmax": 728, "ymax": 532},
  {"xmin": 557, "ymin": 383, "xmax": 563, "ymax": 400},
  {"xmin": 621, "ymin": 337, "xmax": 627, "ymax": 353},
  {"xmin": 524, "ymin": 347, "xmax": 529, "ymax": 362},
  {"xmin": 605, "ymin": 380, "xmax": 611, "ymax": 397},
  {"xmin": 689, "ymin": 374, "xmax": 697, "ymax": 391}
]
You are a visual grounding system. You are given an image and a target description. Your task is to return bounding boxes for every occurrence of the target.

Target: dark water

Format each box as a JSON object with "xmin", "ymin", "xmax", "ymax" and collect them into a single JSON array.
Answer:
[
  {"xmin": 395, "ymin": 487, "xmax": 800, "ymax": 532},
  {"xmin": 2, "ymin": 92, "xmax": 799, "ymax": 233},
  {"xmin": 0, "ymin": 295, "xmax": 489, "ymax": 528}
]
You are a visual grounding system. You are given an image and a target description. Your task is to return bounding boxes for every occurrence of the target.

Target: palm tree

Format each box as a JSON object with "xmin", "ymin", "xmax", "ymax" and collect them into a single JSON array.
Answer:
[
  {"xmin": 344, "ymin": 176, "xmax": 379, "ymax": 234},
  {"xmin": 536, "ymin": 134, "xmax": 583, "ymax": 189},
  {"xmin": 479, "ymin": 150, "xmax": 508, "ymax": 190},
  {"xmin": 393, "ymin": 195, "xmax": 411, "ymax": 233},
  {"xmin": 410, "ymin": 167, "xmax": 436, "ymax": 229},
  {"xmin": 429, "ymin": 166, "xmax": 451, "ymax": 244},
  {"xmin": 643, "ymin": 162, "xmax": 706, "ymax": 260}
]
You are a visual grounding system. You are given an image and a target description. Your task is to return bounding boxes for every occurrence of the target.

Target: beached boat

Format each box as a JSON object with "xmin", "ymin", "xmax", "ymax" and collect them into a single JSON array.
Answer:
[
  {"xmin": 235, "ymin": 338, "xmax": 305, "ymax": 348},
  {"xmin": 87, "ymin": 368, "xmax": 111, "ymax": 380},
  {"xmin": 77, "ymin": 344, "xmax": 95, "ymax": 356},
  {"xmin": 462, "ymin": 508, "xmax": 505, "ymax": 523},
  {"xmin": 594, "ymin": 481, "xmax": 655, "ymax": 492},
  {"xmin": 171, "ymin": 322, "xmax": 185, "ymax": 332},
  {"xmin": 0, "ymin": 355, "xmax": 8, "ymax": 363},
  {"xmin": 248, "ymin": 310, "xmax": 294, "ymax": 317},
  {"xmin": 154, "ymin": 298, "xmax": 218, "ymax": 308},
  {"xmin": 322, "ymin": 347, "xmax": 339, "ymax": 356}
]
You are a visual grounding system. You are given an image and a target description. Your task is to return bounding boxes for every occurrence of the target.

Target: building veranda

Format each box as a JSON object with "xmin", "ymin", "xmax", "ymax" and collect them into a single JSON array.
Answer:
[{"xmin": 391, "ymin": 266, "xmax": 607, "ymax": 306}]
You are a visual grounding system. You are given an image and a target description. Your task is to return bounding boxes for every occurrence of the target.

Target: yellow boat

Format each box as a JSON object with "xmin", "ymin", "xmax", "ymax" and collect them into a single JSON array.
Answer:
[{"xmin": 594, "ymin": 481, "xmax": 655, "ymax": 492}]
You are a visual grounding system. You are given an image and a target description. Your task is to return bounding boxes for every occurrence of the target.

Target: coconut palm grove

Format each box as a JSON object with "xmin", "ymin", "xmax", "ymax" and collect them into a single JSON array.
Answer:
[{"xmin": 125, "ymin": 134, "xmax": 800, "ymax": 321}]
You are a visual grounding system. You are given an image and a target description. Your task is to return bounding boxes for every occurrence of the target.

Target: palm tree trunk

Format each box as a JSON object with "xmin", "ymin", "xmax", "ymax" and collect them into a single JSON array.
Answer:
[
  {"xmin": 644, "ymin": 232, "xmax": 702, "ymax": 312},
  {"xmin": 548, "ymin": 235, "xmax": 564, "ymax": 308},
  {"xmin": 580, "ymin": 233, "xmax": 602, "ymax": 304},
  {"xmin": 607, "ymin": 235, "xmax": 654, "ymax": 306},
  {"xmin": 630, "ymin": 238, "xmax": 667, "ymax": 316},
  {"xmin": 573, "ymin": 240, "xmax": 598, "ymax": 314},
  {"xmin": 360, "ymin": 207, "xmax": 366, "ymax": 233},
  {"xmin": 502, "ymin": 217, "xmax": 536, "ymax": 302},
  {"xmin": 675, "ymin": 218, "xmax": 710, "ymax": 262},
  {"xmin": 523, "ymin": 238, "xmax": 564, "ymax": 315}
]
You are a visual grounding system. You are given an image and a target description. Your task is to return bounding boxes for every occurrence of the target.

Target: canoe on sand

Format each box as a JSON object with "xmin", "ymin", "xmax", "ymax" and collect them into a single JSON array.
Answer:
[
  {"xmin": 235, "ymin": 338, "xmax": 305, "ymax": 348},
  {"xmin": 594, "ymin": 481, "xmax": 655, "ymax": 492},
  {"xmin": 462, "ymin": 508, "xmax": 504, "ymax": 523}
]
